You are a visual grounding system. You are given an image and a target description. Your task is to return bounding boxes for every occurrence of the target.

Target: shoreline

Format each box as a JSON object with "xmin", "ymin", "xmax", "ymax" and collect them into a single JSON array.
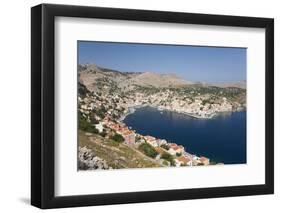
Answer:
[
  {"xmin": 119, "ymin": 104, "xmax": 245, "ymax": 122},
  {"xmin": 118, "ymin": 106, "xmax": 245, "ymax": 164}
]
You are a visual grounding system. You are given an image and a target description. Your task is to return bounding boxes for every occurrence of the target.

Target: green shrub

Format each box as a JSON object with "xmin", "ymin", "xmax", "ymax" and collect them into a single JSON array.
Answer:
[
  {"xmin": 176, "ymin": 152, "xmax": 182, "ymax": 157},
  {"xmin": 111, "ymin": 133, "xmax": 124, "ymax": 143},
  {"xmin": 79, "ymin": 113, "xmax": 99, "ymax": 134},
  {"xmin": 95, "ymin": 108, "xmax": 106, "ymax": 119},
  {"xmin": 138, "ymin": 143, "xmax": 158, "ymax": 158},
  {"xmin": 78, "ymin": 83, "xmax": 89, "ymax": 98},
  {"xmin": 202, "ymin": 99, "xmax": 209, "ymax": 105},
  {"xmin": 161, "ymin": 152, "xmax": 175, "ymax": 166},
  {"xmin": 162, "ymin": 160, "xmax": 169, "ymax": 166}
]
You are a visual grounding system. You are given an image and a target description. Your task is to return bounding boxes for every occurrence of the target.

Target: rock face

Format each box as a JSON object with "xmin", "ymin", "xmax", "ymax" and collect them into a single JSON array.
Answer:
[{"xmin": 78, "ymin": 146, "xmax": 111, "ymax": 170}]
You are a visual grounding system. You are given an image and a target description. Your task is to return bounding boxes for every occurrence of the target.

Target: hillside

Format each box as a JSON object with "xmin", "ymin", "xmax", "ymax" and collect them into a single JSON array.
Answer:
[
  {"xmin": 79, "ymin": 130, "xmax": 163, "ymax": 169},
  {"xmin": 79, "ymin": 64, "xmax": 246, "ymax": 92},
  {"xmin": 128, "ymin": 71, "xmax": 193, "ymax": 88},
  {"xmin": 77, "ymin": 63, "xmax": 246, "ymax": 170},
  {"xmin": 78, "ymin": 64, "xmax": 193, "ymax": 92}
]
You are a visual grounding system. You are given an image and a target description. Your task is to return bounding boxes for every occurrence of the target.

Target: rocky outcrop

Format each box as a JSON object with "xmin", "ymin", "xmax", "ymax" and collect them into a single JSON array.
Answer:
[{"xmin": 78, "ymin": 146, "xmax": 111, "ymax": 170}]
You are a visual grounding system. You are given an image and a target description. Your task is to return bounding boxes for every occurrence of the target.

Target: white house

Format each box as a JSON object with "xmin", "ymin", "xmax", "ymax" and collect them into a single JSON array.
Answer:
[{"xmin": 94, "ymin": 123, "xmax": 103, "ymax": 133}]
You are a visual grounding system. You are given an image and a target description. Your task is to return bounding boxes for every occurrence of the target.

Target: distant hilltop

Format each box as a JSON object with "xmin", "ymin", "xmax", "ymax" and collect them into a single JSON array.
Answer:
[
  {"xmin": 78, "ymin": 63, "xmax": 246, "ymax": 92},
  {"xmin": 78, "ymin": 64, "xmax": 194, "ymax": 92}
]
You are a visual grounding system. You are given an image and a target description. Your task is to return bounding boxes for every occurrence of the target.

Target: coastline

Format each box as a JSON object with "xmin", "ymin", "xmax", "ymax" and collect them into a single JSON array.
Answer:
[
  {"xmin": 101, "ymin": 101, "xmax": 247, "ymax": 166},
  {"xmin": 118, "ymin": 104, "xmax": 148, "ymax": 122},
  {"xmin": 119, "ymin": 104, "xmax": 244, "ymax": 122},
  {"xmin": 120, "ymin": 106, "xmax": 246, "ymax": 163}
]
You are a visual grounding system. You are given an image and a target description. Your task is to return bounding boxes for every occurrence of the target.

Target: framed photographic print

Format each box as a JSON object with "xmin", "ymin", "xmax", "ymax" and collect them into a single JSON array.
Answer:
[{"xmin": 31, "ymin": 3, "xmax": 274, "ymax": 209}]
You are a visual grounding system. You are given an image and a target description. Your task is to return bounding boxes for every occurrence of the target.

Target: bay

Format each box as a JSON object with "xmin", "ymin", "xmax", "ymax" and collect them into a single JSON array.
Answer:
[{"xmin": 123, "ymin": 106, "xmax": 246, "ymax": 164}]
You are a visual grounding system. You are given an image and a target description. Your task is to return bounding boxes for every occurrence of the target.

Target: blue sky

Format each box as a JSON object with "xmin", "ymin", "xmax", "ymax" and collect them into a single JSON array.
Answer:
[{"xmin": 78, "ymin": 41, "xmax": 246, "ymax": 83}]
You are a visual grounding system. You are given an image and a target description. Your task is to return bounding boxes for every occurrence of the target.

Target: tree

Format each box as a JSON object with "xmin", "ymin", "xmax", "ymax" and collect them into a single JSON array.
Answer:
[
  {"xmin": 79, "ymin": 113, "xmax": 99, "ymax": 134},
  {"xmin": 162, "ymin": 160, "xmax": 170, "ymax": 166},
  {"xmin": 161, "ymin": 152, "xmax": 175, "ymax": 166},
  {"xmin": 176, "ymin": 152, "xmax": 182, "ymax": 157},
  {"xmin": 95, "ymin": 108, "xmax": 106, "ymax": 119},
  {"xmin": 138, "ymin": 143, "xmax": 158, "ymax": 158},
  {"xmin": 78, "ymin": 82, "xmax": 89, "ymax": 98},
  {"xmin": 111, "ymin": 133, "xmax": 125, "ymax": 143}
]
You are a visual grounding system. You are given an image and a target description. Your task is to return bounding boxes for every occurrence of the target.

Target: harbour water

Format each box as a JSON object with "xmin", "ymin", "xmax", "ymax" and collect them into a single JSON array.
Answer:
[{"xmin": 123, "ymin": 106, "xmax": 246, "ymax": 164}]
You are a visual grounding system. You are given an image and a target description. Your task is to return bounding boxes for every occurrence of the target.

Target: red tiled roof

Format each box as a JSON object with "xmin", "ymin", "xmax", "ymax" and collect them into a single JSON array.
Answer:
[
  {"xmin": 144, "ymin": 135, "xmax": 156, "ymax": 142},
  {"xmin": 176, "ymin": 156, "xmax": 191, "ymax": 163},
  {"xmin": 200, "ymin": 156, "xmax": 209, "ymax": 162}
]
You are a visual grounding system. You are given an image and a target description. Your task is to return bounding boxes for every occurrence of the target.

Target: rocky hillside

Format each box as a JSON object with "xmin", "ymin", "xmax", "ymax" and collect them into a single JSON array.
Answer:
[
  {"xmin": 78, "ymin": 146, "xmax": 111, "ymax": 170},
  {"xmin": 78, "ymin": 64, "xmax": 193, "ymax": 92},
  {"xmin": 79, "ymin": 131, "xmax": 162, "ymax": 169},
  {"xmin": 77, "ymin": 64, "xmax": 246, "ymax": 170},
  {"xmin": 79, "ymin": 63, "xmax": 246, "ymax": 92},
  {"xmin": 128, "ymin": 71, "xmax": 193, "ymax": 88}
]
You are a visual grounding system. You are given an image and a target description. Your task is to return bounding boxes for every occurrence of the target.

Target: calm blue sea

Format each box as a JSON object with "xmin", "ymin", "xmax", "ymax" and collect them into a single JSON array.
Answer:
[{"xmin": 123, "ymin": 106, "xmax": 246, "ymax": 164}]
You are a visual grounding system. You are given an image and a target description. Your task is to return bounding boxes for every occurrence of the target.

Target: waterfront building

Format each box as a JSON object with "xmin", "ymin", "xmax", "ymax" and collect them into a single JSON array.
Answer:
[
  {"xmin": 175, "ymin": 156, "xmax": 192, "ymax": 166},
  {"xmin": 199, "ymin": 156, "xmax": 210, "ymax": 165},
  {"xmin": 169, "ymin": 143, "xmax": 184, "ymax": 154},
  {"xmin": 121, "ymin": 130, "xmax": 135, "ymax": 145}
]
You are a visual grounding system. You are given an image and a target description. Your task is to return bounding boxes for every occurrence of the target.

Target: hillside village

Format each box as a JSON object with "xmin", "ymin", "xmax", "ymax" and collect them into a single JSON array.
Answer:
[{"xmin": 78, "ymin": 64, "xmax": 246, "ymax": 170}]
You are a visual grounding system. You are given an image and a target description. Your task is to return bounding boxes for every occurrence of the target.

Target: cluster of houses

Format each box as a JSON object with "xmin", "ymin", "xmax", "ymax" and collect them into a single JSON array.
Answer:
[
  {"xmin": 157, "ymin": 96, "xmax": 234, "ymax": 119},
  {"xmin": 100, "ymin": 116, "xmax": 211, "ymax": 167},
  {"xmin": 78, "ymin": 90, "xmax": 221, "ymax": 167},
  {"xmin": 102, "ymin": 116, "xmax": 136, "ymax": 144}
]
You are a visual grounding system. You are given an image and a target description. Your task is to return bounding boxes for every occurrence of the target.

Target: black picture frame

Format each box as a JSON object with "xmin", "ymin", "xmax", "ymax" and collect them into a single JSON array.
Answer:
[{"xmin": 31, "ymin": 3, "xmax": 274, "ymax": 209}]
